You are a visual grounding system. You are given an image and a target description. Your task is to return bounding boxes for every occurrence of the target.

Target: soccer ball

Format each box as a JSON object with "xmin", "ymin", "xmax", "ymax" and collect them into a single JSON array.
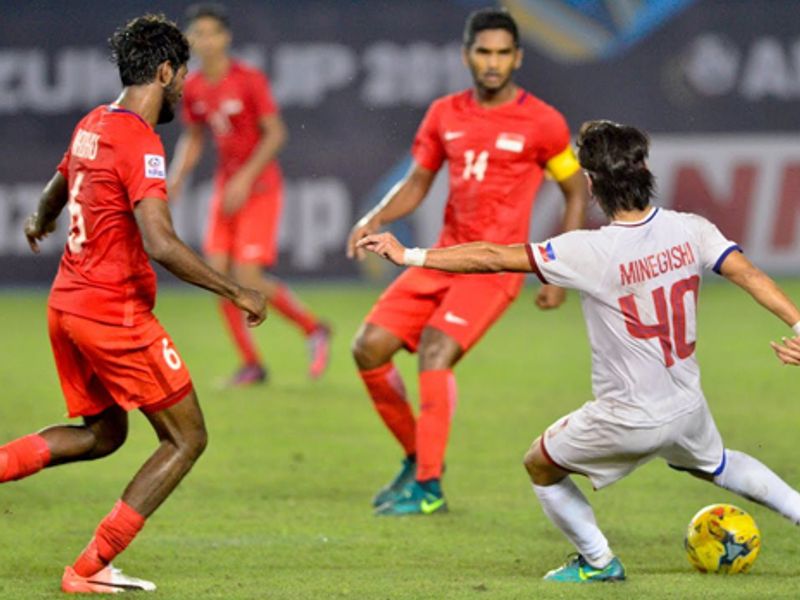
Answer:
[{"xmin": 684, "ymin": 503, "xmax": 760, "ymax": 574}]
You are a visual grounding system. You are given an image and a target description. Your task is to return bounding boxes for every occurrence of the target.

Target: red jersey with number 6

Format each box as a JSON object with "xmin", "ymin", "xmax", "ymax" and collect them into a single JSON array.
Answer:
[
  {"xmin": 412, "ymin": 88, "xmax": 580, "ymax": 249},
  {"xmin": 49, "ymin": 105, "xmax": 168, "ymax": 327}
]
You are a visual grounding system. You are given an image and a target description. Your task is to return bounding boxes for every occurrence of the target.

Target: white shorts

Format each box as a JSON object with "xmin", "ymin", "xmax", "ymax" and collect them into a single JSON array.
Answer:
[{"xmin": 540, "ymin": 400, "xmax": 725, "ymax": 490}]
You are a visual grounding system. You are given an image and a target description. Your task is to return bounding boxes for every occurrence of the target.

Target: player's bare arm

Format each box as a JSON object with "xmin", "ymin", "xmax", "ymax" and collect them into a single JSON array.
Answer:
[
  {"xmin": 357, "ymin": 231, "xmax": 531, "ymax": 273},
  {"xmin": 167, "ymin": 123, "xmax": 205, "ymax": 201},
  {"xmin": 222, "ymin": 114, "xmax": 287, "ymax": 216},
  {"xmin": 536, "ymin": 170, "xmax": 588, "ymax": 310},
  {"xmin": 346, "ymin": 162, "xmax": 436, "ymax": 260},
  {"xmin": 24, "ymin": 172, "xmax": 69, "ymax": 253},
  {"xmin": 718, "ymin": 250, "xmax": 800, "ymax": 365},
  {"xmin": 134, "ymin": 197, "xmax": 266, "ymax": 325}
]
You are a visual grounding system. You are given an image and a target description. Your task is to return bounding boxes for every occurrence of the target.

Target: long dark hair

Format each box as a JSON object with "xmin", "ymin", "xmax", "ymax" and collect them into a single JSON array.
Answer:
[{"xmin": 577, "ymin": 120, "xmax": 655, "ymax": 218}]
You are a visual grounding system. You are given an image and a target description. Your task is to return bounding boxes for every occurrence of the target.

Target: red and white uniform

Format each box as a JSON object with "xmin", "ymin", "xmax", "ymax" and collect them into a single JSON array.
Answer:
[
  {"xmin": 528, "ymin": 207, "xmax": 741, "ymax": 488},
  {"xmin": 49, "ymin": 105, "xmax": 191, "ymax": 418},
  {"xmin": 367, "ymin": 88, "xmax": 579, "ymax": 351},
  {"xmin": 182, "ymin": 61, "xmax": 282, "ymax": 265}
]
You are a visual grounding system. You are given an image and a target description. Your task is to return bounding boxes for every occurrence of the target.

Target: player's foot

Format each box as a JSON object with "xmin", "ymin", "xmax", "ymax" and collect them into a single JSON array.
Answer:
[
  {"xmin": 543, "ymin": 554, "xmax": 626, "ymax": 583},
  {"xmin": 307, "ymin": 323, "xmax": 331, "ymax": 380},
  {"xmin": 374, "ymin": 479, "xmax": 448, "ymax": 516},
  {"xmin": 61, "ymin": 564, "xmax": 157, "ymax": 593},
  {"xmin": 222, "ymin": 363, "xmax": 268, "ymax": 388},
  {"xmin": 372, "ymin": 456, "xmax": 417, "ymax": 507}
]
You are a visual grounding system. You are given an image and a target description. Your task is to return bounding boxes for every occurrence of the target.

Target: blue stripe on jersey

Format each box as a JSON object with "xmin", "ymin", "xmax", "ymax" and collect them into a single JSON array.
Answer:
[{"xmin": 712, "ymin": 244, "xmax": 743, "ymax": 275}]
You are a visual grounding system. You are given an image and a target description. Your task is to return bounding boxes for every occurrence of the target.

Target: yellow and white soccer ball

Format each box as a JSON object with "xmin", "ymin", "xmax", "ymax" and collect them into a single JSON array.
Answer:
[{"xmin": 684, "ymin": 503, "xmax": 761, "ymax": 574}]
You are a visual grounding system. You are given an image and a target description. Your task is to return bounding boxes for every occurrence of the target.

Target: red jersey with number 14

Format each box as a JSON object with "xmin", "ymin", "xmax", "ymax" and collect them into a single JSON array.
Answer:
[
  {"xmin": 412, "ymin": 88, "xmax": 578, "ymax": 248},
  {"xmin": 49, "ymin": 105, "xmax": 168, "ymax": 327}
]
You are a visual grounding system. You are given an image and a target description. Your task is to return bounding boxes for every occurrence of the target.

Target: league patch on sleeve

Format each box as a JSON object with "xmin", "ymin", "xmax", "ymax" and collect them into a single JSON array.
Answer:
[
  {"xmin": 144, "ymin": 154, "xmax": 166, "ymax": 179},
  {"xmin": 538, "ymin": 241, "xmax": 556, "ymax": 263}
]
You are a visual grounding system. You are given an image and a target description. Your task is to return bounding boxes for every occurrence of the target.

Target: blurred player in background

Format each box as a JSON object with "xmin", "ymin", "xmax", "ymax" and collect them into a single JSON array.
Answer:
[
  {"xmin": 347, "ymin": 8, "xmax": 587, "ymax": 516},
  {"xmin": 7, "ymin": 14, "xmax": 266, "ymax": 593},
  {"xmin": 169, "ymin": 3, "xmax": 330, "ymax": 386},
  {"xmin": 358, "ymin": 120, "xmax": 800, "ymax": 581}
]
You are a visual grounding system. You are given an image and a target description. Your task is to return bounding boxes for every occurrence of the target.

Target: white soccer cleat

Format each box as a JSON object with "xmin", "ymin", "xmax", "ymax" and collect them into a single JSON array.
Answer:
[{"xmin": 62, "ymin": 564, "xmax": 156, "ymax": 593}]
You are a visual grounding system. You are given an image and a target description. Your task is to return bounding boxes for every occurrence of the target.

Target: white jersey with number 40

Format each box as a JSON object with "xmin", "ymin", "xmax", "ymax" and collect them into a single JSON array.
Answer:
[{"xmin": 528, "ymin": 207, "xmax": 740, "ymax": 427}]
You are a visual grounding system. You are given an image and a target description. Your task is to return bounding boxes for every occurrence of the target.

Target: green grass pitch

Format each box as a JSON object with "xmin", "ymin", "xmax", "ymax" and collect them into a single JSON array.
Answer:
[{"xmin": 1, "ymin": 281, "xmax": 800, "ymax": 599}]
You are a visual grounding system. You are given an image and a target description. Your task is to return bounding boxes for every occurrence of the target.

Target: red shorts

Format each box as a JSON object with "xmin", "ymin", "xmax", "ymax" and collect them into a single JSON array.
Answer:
[
  {"xmin": 48, "ymin": 308, "xmax": 193, "ymax": 418},
  {"xmin": 204, "ymin": 179, "xmax": 282, "ymax": 266},
  {"xmin": 365, "ymin": 268, "xmax": 524, "ymax": 352}
]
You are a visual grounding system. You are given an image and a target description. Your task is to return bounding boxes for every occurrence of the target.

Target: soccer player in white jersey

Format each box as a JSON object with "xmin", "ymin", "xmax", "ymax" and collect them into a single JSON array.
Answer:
[{"xmin": 356, "ymin": 120, "xmax": 800, "ymax": 582}]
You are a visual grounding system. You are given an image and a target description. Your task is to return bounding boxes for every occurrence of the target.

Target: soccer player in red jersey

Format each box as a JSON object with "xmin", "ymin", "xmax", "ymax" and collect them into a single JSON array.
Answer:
[
  {"xmin": 347, "ymin": 8, "xmax": 588, "ymax": 515},
  {"xmin": 168, "ymin": 3, "xmax": 330, "ymax": 386},
  {"xmin": 7, "ymin": 15, "xmax": 265, "ymax": 593}
]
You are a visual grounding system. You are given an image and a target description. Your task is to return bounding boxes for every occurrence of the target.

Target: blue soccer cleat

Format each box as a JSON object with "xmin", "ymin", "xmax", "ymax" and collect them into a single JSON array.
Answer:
[
  {"xmin": 543, "ymin": 554, "xmax": 626, "ymax": 583},
  {"xmin": 372, "ymin": 456, "xmax": 417, "ymax": 507},
  {"xmin": 374, "ymin": 480, "xmax": 448, "ymax": 516}
]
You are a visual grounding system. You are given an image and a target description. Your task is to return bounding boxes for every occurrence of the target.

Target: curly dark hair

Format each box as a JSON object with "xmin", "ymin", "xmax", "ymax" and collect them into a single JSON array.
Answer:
[
  {"xmin": 109, "ymin": 14, "xmax": 190, "ymax": 86},
  {"xmin": 463, "ymin": 8, "xmax": 519, "ymax": 48},
  {"xmin": 577, "ymin": 120, "xmax": 656, "ymax": 218}
]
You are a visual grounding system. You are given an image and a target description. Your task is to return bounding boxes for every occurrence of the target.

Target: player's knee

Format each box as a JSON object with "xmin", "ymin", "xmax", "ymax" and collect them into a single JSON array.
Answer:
[
  {"xmin": 351, "ymin": 328, "xmax": 385, "ymax": 370},
  {"xmin": 417, "ymin": 341, "xmax": 454, "ymax": 371},
  {"xmin": 523, "ymin": 439, "xmax": 546, "ymax": 480},
  {"xmin": 177, "ymin": 427, "xmax": 208, "ymax": 463}
]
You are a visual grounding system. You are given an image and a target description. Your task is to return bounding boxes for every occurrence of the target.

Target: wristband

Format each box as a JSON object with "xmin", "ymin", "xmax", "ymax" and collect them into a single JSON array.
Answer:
[
  {"xmin": 792, "ymin": 321, "xmax": 800, "ymax": 337},
  {"xmin": 403, "ymin": 247, "xmax": 427, "ymax": 267}
]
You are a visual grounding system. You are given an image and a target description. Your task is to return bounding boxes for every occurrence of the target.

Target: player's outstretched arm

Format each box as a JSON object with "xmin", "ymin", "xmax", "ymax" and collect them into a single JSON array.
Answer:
[
  {"xmin": 167, "ymin": 124, "xmax": 205, "ymax": 201},
  {"xmin": 24, "ymin": 172, "xmax": 69, "ymax": 253},
  {"xmin": 134, "ymin": 197, "xmax": 266, "ymax": 326},
  {"xmin": 719, "ymin": 250, "xmax": 800, "ymax": 364},
  {"xmin": 346, "ymin": 162, "xmax": 436, "ymax": 260},
  {"xmin": 357, "ymin": 232, "xmax": 532, "ymax": 273}
]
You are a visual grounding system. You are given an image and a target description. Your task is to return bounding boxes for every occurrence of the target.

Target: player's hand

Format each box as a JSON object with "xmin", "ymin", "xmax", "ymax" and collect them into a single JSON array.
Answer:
[
  {"xmin": 535, "ymin": 284, "xmax": 566, "ymax": 310},
  {"xmin": 24, "ymin": 212, "xmax": 56, "ymax": 254},
  {"xmin": 222, "ymin": 173, "xmax": 253, "ymax": 216},
  {"xmin": 234, "ymin": 287, "xmax": 267, "ymax": 327},
  {"xmin": 356, "ymin": 232, "xmax": 406, "ymax": 266},
  {"xmin": 770, "ymin": 336, "xmax": 800, "ymax": 366},
  {"xmin": 346, "ymin": 217, "xmax": 381, "ymax": 261}
]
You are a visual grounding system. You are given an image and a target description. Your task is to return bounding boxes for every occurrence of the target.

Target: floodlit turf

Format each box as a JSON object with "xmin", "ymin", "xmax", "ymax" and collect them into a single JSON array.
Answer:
[{"xmin": 1, "ymin": 281, "xmax": 800, "ymax": 599}]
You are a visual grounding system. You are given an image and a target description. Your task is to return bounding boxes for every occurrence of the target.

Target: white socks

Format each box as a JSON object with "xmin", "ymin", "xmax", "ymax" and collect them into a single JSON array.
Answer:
[
  {"xmin": 714, "ymin": 449, "xmax": 800, "ymax": 525},
  {"xmin": 533, "ymin": 478, "xmax": 615, "ymax": 569}
]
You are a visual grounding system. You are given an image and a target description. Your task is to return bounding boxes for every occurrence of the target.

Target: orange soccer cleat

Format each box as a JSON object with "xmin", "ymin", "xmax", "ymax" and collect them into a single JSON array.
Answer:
[{"xmin": 61, "ymin": 565, "xmax": 156, "ymax": 594}]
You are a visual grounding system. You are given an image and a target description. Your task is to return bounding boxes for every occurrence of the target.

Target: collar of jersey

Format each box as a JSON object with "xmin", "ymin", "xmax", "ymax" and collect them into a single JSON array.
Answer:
[
  {"xmin": 610, "ymin": 206, "xmax": 659, "ymax": 228},
  {"xmin": 107, "ymin": 104, "xmax": 151, "ymax": 129}
]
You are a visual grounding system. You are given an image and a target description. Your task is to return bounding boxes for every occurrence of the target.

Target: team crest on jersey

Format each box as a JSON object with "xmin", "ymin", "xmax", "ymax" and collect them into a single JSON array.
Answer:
[
  {"xmin": 538, "ymin": 241, "xmax": 556, "ymax": 263},
  {"xmin": 495, "ymin": 132, "xmax": 525, "ymax": 153},
  {"xmin": 144, "ymin": 154, "xmax": 166, "ymax": 179}
]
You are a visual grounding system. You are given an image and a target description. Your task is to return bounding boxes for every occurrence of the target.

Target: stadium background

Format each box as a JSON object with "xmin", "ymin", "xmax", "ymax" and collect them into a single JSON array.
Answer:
[{"xmin": 1, "ymin": 0, "xmax": 799, "ymax": 285}]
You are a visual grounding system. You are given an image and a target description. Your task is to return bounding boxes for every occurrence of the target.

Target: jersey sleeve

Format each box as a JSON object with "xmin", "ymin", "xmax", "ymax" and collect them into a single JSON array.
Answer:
[
  {"xmin": 687, "ymin": 214, "xmax": 742, "ymax": 274},
  {"xmin": 117, "ymin": 133, "xmax": 168, "ymax": 207},
  {"xmin": 410, "ymin": 101, "xmax": 445, "ymax": 172},
  {"xmin": 56, "ymin": 148, "xmax": 71, "ymax": 178},
  {"xmin": 181, "ymin": 82, "xmax": 204, "ymax": 126},
  {"xmin": 250, "ymin": 70, "xmax": 279, "ymax": 118},
  {"xmin": 525, "ymin": 230, "xmax": 605, "ymax": 293},
  {"xmin": 538, "ymin": 109, "xmax": 580, "ymax": 182}
]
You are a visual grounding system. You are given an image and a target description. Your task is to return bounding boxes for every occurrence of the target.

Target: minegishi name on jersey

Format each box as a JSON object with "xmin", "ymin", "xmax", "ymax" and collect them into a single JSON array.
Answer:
[{"xmin": 619, "ymin": 241, "xmax": 696, "ymax": 286}]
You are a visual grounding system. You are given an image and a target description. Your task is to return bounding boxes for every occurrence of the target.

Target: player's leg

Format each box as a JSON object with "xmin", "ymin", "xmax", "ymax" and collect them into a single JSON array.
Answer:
[
  {"xmin": 665, "ymin": 403, "xmax": 800, "ymax": 524},
  {"xmin": 63, "ymin": 389, "xmax": 206, "ymax": 594},
  {"xmin": 233, "ymin": 262, "xmax": 331, "ymax": 379}
]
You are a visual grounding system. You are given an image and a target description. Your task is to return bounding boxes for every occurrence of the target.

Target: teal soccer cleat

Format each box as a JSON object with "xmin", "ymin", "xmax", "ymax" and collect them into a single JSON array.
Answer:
[
  {"xmin": 372, "ymin": 456, "xmax": 417, "ymax": 507},
  {"xmin": 374, "ymin": 480, "xmax": 448, "ymax": 516},
  {"xmin": 543, "ymin": 554, "xmax": 626, "ymax": 583}
]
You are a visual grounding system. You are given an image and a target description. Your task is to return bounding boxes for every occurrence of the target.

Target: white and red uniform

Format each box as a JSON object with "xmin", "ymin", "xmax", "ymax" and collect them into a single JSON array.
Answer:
[{"xmin": 527, "ymin": 207, "xmax": 741, "ymax": 488}]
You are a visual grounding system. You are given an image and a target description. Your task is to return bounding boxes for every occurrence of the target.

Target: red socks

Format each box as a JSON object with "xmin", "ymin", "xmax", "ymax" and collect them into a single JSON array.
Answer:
[
  {"xmin": 416, "ymin": 370, "xmax": 457, "ymax": 481},
  {"xmin": 220, "ymin": 299, "xmax": 262, "ymax": 365},
  {"xmin": 0, "ymin": 434, "xmax": 51, "ymax": 482},
  {"xmin": 359, "ymin": 364, "xmax": 416, "ymax": 456},
  {"xmin": 73, "ymin": 500, "xmax": 146, "ymax": 577},
  {"xmin": 270, "ymin": 284, "xmax": 319, "ymax": 335}
]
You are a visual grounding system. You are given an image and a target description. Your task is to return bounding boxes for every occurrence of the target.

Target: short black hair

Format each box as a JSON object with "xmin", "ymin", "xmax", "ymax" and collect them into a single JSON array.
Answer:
[
  {"xmin": 109, "ymin": 14, "xmax": 189, "ymax": 86},
  {"xmin": 463, "ymin": 8, "xmax": 519, "ymax": 48},
  {"xmin": 577, "ymin": 120, "xmax": 656, "ymax": 218},
  {"xmin": 185, "ymin": 3, "xmax": 230, "ymax": 30}
]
